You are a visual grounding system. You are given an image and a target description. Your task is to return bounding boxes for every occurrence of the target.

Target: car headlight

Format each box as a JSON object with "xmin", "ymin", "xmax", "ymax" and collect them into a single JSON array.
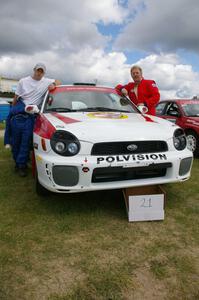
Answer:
[
  {"xmin": 55, "ymin": 141, "xmax": 66, "ymax": 153},
  {"xmin": 173, "ymin": 128, "xmax": 187, "ymax": 151},
  {"xmin": 51, "ymin": 130, "xmax": 80, "ymax": 156},
  {"xmin": 67, "ymin": 142, "xmax": 79, "ymax": 154}
]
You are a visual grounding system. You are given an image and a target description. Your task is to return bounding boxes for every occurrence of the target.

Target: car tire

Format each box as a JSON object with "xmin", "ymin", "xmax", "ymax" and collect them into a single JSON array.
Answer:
[{"xmin": 186, "ymin": 130, "xmax": 199, "ymax": 157}]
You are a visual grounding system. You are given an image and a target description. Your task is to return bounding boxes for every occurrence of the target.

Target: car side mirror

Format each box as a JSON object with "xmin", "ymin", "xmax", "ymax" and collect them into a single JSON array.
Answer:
[
  {"xmin": 137, "ymin": 105, "xmax": 148, "ymax": 114},
  {"xmin": 47, "ymin": 95, "xmax": 54, "ymax": 106}
]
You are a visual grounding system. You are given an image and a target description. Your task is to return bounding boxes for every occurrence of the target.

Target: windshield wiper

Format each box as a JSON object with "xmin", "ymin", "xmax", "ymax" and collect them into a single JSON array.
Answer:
[{"xmin": 45, "ymin": 107, "xmax": 77, "ymax": 112}]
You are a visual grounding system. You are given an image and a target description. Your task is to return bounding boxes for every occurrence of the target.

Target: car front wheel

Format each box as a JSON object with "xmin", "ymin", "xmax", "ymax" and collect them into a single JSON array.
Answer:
[{"xmin": 186, "ymin": 131, "xmax": 199, "ymax": 157}]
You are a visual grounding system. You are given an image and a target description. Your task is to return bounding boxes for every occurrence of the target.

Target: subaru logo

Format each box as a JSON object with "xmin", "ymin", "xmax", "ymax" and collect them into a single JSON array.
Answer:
[{"xmin": 127, "ymin": 144, "xmax": 138, "ymax": 151}]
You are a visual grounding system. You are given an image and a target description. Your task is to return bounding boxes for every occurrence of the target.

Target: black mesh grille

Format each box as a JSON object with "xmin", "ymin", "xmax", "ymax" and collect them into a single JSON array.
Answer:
[
  {"xmin": 91, "ymin": 141, "xmax": 168, "ymax": 155},
  {"xmin": 52, "ymin": 166, "xmax": 79, "ymax": 186},
  {"xmin": 92, "ymin": 163, "xmax": 172, "ymax": 183}
]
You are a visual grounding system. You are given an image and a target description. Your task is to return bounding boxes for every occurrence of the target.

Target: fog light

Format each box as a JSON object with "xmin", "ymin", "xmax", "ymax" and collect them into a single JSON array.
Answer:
[{"xmin": 179, "ymin": 157, "xmax": 192, "ymax": 176}]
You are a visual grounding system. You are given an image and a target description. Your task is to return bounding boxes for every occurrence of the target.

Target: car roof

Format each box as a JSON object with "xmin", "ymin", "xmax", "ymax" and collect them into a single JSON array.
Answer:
[{"xmin": 160, "ymin": 99, "xmax": 199, "ymax": 105}]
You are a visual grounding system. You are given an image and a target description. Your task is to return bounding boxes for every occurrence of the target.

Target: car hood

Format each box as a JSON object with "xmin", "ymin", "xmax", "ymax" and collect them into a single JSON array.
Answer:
[
  {"xmin": 185, "ymin": 116, "xmax": 199, "ymax": 125},
  {"xmin": 42, "ymin": 112, "xmax": 177, "ymax": 142}
]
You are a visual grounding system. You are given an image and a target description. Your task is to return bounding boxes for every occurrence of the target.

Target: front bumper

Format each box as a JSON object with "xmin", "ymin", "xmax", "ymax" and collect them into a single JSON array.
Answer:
[{"xmin": 34, "ymin": 149, "xmax": 193, "ymax": 193}]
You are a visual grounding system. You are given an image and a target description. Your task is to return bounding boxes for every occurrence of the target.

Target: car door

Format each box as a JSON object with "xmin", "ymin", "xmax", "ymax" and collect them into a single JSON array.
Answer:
[{"xmin": 156, "ymin": 101, "xmax": 181, "ymax": 124}]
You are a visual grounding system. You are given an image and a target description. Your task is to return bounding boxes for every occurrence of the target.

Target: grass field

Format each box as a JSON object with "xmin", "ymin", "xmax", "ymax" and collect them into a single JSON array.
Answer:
[
  {"xmin": 0, "ymin": 137, "xmax": 198, "ymax": 300},
  {"xmin": 0, "ymin": 122, "xmax": 5, "ymax": 130}
]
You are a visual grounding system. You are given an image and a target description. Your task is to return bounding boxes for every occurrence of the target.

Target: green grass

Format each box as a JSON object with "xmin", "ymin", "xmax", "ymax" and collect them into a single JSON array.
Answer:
[
  {"xmin": 0, "ymin": 122, "xmax": 5, "ymax": 130},
  {"xmin": 0, "ymin": 137, "xmax": 199, "ymax": 300}
]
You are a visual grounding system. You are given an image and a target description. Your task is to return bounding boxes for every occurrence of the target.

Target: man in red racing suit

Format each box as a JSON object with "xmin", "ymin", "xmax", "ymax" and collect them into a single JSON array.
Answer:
[{"xmin": 115, "ymin": 65, "xmax": 160, "ymax": 115}]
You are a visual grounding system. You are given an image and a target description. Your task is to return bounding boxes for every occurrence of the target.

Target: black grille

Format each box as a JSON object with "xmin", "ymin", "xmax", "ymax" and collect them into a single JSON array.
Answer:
[
  {"xmin": 52, "ymin": 166, "xmax": 79, "ymax": 186},
  {"xmin": 92, "ymin": 163, "xmax": 172, "ymax": 183},
  {"xmin": 91, "ymin": 141, "xmax": 168, "ymax": 155}
]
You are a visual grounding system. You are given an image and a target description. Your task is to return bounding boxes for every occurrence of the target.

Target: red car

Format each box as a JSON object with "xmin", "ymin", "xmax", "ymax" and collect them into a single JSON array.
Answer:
[{"xmin": 156, "ymin": 99, "xmax": 199, "ymax": 157}]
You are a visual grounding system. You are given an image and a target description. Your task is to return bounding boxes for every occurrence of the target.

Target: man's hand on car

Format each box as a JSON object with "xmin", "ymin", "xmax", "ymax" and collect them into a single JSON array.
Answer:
[
  {"xmin": 121, "ymin": 88, "xmax": 128, "ymax": 96},
  {"xmin": 25, "ymin": 105, "xmax": 39, "ymax": 114}
]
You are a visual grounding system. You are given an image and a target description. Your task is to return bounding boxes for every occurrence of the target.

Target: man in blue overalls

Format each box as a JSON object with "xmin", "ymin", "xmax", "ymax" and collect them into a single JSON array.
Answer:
[{"xmin": 4, "ymin": 63, "xmax": 60, "ymax": 176}]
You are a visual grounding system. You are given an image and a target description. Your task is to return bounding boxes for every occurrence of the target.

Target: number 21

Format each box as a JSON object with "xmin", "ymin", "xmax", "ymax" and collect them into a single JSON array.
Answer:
[{"xmin": 140, "ymin": 198, "xmax": 152, "ymax": 208}]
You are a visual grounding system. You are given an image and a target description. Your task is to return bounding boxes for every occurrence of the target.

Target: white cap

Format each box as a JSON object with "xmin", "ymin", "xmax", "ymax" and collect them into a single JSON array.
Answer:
[{"xmin": 34, "ymin": 63, "xmax": 46, "ymax": 73}]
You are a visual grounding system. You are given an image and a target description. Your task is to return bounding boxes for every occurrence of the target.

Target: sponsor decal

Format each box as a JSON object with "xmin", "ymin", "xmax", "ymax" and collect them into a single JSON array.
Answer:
[
  {"xmin": 36, "ymin": 155, "xmax": 43, "ymax": 162},
  {"xmin": 97, "ymin": 153, "xmax": 167, "ymax": 164},
  {"xmin": 51, "ymin": 86, "xmax": 112, "ymax": 93},
  {"xmin": 87, "ymin": 112, "xmax": 128, "ymax": 119}
]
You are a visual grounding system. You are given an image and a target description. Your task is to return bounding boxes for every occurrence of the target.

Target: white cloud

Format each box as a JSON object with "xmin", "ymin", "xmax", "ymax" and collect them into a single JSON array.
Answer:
[
  {"xmin": 0, "ymin": 0, "xmax": 127, "ymax": 55},
  {"xmin": 0, "ymin": 48, "xmax": 129, "ymax": 85},
  {"xmin": 1, "ymin": 51, "xmax": 199, "ymax": 99},
  {"xmin": 83, "ymin": 0, "xmax": 128, "ymax": 24},
  {"xmin": 1, "ymin": 0, "xmax": 199, "ymax": 100},
  {"xmin": 115, "ymin": 0, "xmax": 199, "ymax": 53}
]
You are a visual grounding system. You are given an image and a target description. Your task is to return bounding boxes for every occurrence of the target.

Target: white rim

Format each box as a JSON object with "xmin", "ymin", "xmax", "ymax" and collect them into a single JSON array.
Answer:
[{"xmin": 186, "ymin": 135, "xmax": 196, "ymax": 152}]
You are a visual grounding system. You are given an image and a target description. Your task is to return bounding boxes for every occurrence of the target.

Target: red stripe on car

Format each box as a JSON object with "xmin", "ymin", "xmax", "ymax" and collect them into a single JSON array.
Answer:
[
  {"xmin": 51, "ymin": 112, "xmax": 80, "ymax": 124},
  {"xmin": 142, "ymin": 115, "xmax": 155, "ymax": 122},
  {"xmin": 50, "ymin": 86, "xmax": 115, "ymax": 94},
  {"xmin": 34, "ymin": 114, "xmax": 56, "ymax": 139}
]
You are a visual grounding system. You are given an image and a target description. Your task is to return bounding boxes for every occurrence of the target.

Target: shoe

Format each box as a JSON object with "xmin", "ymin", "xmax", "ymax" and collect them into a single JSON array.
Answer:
[{"xmin": 18, "ymin": 168, "xmax": 27, "ymax": 177}]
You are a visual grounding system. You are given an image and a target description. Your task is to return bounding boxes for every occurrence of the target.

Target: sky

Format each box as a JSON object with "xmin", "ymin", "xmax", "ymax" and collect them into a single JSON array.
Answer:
[{"xmin": 1, "ymin": 0, "xmax": 199, "ymax": 99}]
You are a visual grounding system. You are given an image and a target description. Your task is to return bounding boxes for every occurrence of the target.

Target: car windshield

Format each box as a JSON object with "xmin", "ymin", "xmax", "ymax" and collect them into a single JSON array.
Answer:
[
  {"xmin": 43, "ymin": 90, "xmax": 137, "ymax": 113},
  {"xmin": 181, "ymin": 103, "xmax": 199, "ymax": 117}
]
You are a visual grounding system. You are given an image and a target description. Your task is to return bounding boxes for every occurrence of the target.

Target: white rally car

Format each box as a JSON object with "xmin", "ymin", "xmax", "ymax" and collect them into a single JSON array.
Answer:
[{"xmin": 33, "ymin": 84, "xmax": 193, "ymax": 195}]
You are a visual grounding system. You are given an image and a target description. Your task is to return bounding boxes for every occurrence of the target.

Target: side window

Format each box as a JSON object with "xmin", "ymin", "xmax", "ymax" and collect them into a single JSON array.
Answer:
[
  {"xmin": 166, "ymin": 103, "xmax": 180, "ymax": 116},
  {"xmin": 156, "ymin": 102, "xmax": 167, "ymax": 115}
]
